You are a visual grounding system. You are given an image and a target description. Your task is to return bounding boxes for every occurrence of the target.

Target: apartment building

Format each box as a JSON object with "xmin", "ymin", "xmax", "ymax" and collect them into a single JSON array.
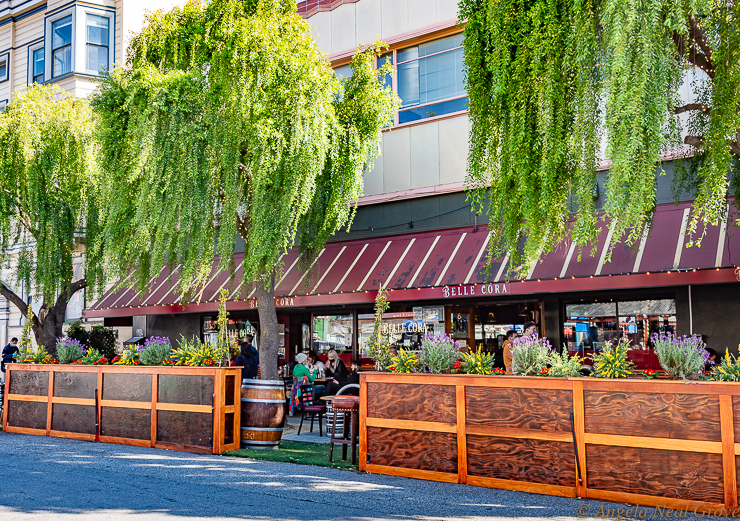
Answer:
[{"xmin": 0, "ymin": 0, "xmax": 184, "ymax": 346}]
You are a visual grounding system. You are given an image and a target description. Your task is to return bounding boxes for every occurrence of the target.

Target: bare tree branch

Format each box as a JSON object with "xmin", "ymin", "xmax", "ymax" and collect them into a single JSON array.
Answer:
[
  {"xmin": 684, "ymin": 135, "xmax": 704, "ymax": 149},
  {"xmin": 673, "ymin": 30, "xmax": 714, "ymax": 79},
  {"xmin": 688, "ymin": 15, "xmax": 713, "ymax": 64},
  {"xmin": 674, "ymin": 103, "xmax": 711, "ymax": 115},
  {"xmin": 0, "ymin": 281, "xmax": 39, "ymax": 329}
]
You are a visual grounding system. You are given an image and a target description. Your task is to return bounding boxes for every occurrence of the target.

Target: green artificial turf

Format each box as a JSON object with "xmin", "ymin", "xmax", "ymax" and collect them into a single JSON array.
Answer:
[{"xmin": 225, "ymin": 440, "xmax": 358, "ymax": 470}]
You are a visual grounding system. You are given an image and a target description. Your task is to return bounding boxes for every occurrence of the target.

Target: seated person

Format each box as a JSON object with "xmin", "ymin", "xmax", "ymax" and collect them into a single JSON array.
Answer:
[
  {"xmin": 325, "ymin": 360, "xmax": 360, "ymax": 395},
  {"xmin": 308, "ymin": 350, "xmax": 325, "ymax": 374},
  {"xmin": 293, "ymin": 352, "xmax": 325, "ymax": 399},
  {"xmin": 325, "ymin": 349, "xmax": 348, "ymax": 380}
]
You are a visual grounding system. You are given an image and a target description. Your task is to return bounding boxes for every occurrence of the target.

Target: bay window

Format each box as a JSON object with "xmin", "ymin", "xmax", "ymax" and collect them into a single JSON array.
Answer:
[
  {"xmin": 86, "ymin": 15, "xmax": 110, "ymax": 74},
  {"xmin": 52, "ymin": 15, "xmax": 72, "ymax": 77},
  {"xmin": 32, "ymin": 47, "xmax": 44, "ymax": 84},
  {"xmin": 0, "ymin": 55, "xmax": 8, "ymax": 82}
]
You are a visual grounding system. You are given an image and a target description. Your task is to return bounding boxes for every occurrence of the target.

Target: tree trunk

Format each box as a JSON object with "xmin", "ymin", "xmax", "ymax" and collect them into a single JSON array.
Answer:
[
  {"xmin": 255, "ymin": 274, "xmax": 279, "ymax": 380},
  {"xmin": 34, "ymin": 299, "xmax": 68, "ymax": 357},
  {"xmin": 1, "ymin": 279, "xmax": 86, "ymax": 357}
]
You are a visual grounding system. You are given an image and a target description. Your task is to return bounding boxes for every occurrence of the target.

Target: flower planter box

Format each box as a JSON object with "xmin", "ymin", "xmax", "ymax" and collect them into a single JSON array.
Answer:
[
  {"xmin": 2, "ymin": 363, "xmax": 241, "ymax": 454},
  {"xmin": 360, "ymin": 373, "xmax": 740, "ymax": 514}
]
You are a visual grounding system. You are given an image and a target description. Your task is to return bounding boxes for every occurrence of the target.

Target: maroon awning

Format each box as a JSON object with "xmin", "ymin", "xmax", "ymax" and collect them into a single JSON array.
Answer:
[{"xmin": 85, "ymin": 200, "xmax": 740, "ymax": 318}]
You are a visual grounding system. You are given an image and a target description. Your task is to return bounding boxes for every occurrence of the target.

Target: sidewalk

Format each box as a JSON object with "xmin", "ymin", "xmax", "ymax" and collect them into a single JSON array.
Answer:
[{"xmin": 282, "ymin": 411, "xmax": 331, "ymax": 444}]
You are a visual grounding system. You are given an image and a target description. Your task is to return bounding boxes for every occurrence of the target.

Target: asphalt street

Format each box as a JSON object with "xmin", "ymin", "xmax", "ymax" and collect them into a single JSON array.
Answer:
[{"xmin": 0, "ymin": 431, "xmax": 732, "ymax": 521}]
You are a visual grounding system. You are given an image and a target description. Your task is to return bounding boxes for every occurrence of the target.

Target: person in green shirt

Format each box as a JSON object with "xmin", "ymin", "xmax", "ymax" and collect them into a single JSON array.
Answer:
[{"xmin": 293, "ymin": 352, "xmax": 325, "ymax": 398}]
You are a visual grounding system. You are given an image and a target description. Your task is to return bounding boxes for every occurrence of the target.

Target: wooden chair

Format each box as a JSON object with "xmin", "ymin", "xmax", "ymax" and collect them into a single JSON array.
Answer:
[
  {"xmin": 297, "ymin": 383, "xmax": 326, "ymax": 436},
  {"xmin": 282, "ymin": 377, "xmax": 294, "ymax": 404}
]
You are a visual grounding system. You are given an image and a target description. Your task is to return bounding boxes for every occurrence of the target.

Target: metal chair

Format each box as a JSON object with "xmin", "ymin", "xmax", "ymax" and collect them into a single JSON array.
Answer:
[
  {"xmin": 326, "ymin": 384, "xmax": 360, "ymax": 437},
  {"xmin": 297, "ymin": 383, "xmax": 326, "ymax": 436}
]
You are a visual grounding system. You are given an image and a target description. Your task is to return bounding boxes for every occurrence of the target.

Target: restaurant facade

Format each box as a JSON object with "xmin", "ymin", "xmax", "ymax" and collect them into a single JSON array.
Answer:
[{"xmin": 84, "ymin": 198, "xmax": 740, "ymax": 370}]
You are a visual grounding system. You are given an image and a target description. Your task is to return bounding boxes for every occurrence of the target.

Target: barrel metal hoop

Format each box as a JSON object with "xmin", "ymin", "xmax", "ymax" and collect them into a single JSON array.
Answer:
[
  {"xmin": 240, "ymin": 398, "xmax": 285, "ymax": 404},
  {"xmin": 241, "ymin": 427, "xmax": 284, "ymax": 432}
]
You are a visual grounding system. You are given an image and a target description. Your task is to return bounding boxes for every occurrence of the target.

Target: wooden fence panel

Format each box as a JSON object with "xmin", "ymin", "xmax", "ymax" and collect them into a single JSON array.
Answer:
[
  {"xmin": 2, "ymin": 364, "xmax": 241, "ymax": 455},
  {"xmin": 360, "ymin": 373, "xmax": 740, "ymax": 513}
]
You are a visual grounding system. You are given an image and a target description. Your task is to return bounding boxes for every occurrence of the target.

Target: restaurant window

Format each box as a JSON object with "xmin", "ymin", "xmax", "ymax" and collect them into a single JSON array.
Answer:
[
  {"xmin": 358, "ymin": 307, "xmax": 444, "ymax": 352},
  {"xmin": 396, "ymin": 34, "xmax": 468, "ymax": 124},
  {"xmin": 564, "ymin": 298, "xmax": 676, "ymax": 353},
  {"xmin": 313, "ymin": 314, "xmax": 352, "ymax": 354},
  {"xmin": 52, "ymin": 15, "xmax": 73, "ymax": 77},
  {"xmin": 86, "ymin": 14, "xmax": 110, "ymax": 74},
  {"xmin": 202, "ymin": 316, "xmax": 259, "ymax": 350}
]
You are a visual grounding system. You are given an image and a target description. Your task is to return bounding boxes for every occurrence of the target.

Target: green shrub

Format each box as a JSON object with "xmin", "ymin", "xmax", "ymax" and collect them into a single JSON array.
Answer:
[
  {"xmin": 546, "ymin": 350, "xmax": 583, "ymax": 377},
  {"xmin": 653, "ymin": 333, "xmax": 709, "ymax": 380},
  {"xmin": 591, "ymin": 339, "xmax": 635, "ymax": 378}
]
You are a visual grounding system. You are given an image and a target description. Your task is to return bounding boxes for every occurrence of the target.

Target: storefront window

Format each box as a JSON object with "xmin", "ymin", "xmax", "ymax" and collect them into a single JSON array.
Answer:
[
  {"xmin": 564, "ymin": 299, "xmax": 676, "ymax": 353},
  {"xmin": 313, "ymin": 315, "xmax": 352, "ymax": 353},
  {"xmin": 202, "ymin": 316, "xmax": 259, "ymax": 350},
  {"xmin": 358, "ymin": 307, "xmax": 445, "ymax": 351}
]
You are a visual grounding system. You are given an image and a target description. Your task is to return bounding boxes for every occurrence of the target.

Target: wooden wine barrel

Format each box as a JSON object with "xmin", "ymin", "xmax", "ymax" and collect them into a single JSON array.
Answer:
[{"xmin": 240, "ymin": 378, "xmax": 286, "ymax": 450}]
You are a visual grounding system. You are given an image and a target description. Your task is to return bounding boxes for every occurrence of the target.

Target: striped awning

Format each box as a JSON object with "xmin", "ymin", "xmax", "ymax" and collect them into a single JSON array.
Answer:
[{"xmin": 85, "ymin": 200, "xmax": 740, "ymax": 318}]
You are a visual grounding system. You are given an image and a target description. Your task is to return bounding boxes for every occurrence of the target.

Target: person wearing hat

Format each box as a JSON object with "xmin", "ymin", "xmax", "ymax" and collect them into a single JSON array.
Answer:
[
  {"xmin": 523, "ymin": 321, "xmax": 537, "ymax": 337},
  {"xmin": 293, "ymin": 352, "xmax": 325, "ymax": 399}
]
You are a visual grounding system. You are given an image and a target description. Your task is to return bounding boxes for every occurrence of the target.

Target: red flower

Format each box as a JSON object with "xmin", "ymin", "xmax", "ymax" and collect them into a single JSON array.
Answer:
[
  {"xmin": 493, "ymin": 368, "xmax": 505, "ymax": 375},
  {"xmin": 52, "ymin": 359, "xmax": 59, "ymax": 364},
  {"xmin": 538, "ymin": 367, "xmax": 550, "ymax": 375},
  {"xmin": 204, "ymin": 358, "xmax": 214, "ymax": 366}
]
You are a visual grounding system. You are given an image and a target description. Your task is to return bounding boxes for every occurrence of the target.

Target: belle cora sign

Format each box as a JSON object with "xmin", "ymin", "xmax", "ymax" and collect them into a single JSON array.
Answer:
[{"xmin": 442, "ymin": 283, "xmax": 509, "ymax": 298}]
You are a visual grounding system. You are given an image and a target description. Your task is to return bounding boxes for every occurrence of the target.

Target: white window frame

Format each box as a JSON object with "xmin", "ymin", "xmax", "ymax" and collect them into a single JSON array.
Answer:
[
  {"xmin": 77, "ymin": 6, "xmax": 114, "ymax": 76},
  {"xmin": 45, "ymin": 7, "xmax": 75, "ymax": 80},
  {"xmin": 44, "ymin": 6, "xmax": 115, "ymax": 80},
  {"xmin": 0, "ymin": 100, "xmax": 7, "ymax": 112},
  {"xmin": 28, "ymin": 41, "xmax": 45, "ymax": 85},
  {"xmin": 0, "ymin": 53, "xmax": 9, "ymax": 83}
]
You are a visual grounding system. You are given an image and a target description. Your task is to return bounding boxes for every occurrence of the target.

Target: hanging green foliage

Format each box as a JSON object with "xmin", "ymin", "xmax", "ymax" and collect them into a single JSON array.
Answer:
[
  {"xmin": 462, "ymin": 0, "xmax": 740, "ymax": 270},
  {"xmin": 92, "ymin": 0, "xmax": 399, "ymax": 378},
  {"xmin": 0, "ymin": 84, "xmax": 102, "ymax": 351}
]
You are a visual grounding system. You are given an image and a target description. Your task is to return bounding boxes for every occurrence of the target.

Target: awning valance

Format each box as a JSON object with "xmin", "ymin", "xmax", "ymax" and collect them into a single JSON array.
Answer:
[{"xmin": 85, "ymin": 201, "xmax": 740, "ymax": 318}]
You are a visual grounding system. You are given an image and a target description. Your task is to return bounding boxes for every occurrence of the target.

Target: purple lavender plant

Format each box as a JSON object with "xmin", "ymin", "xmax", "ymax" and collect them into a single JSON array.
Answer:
[
  {"xmin": 510, "ymin": 334, "xmax": 552, "ymax": 375},
  {"xmin": 139, "ymin": 336, "xmax": 173, "ymax": 366},
  {"xmin": 653, "ymin": 333, "xmax": 710, "ymax": 380},
  {"xmin": 56, "ymin": 337, "xmax": 85, "ymax": 364},
  {"xmin": 418, "ymin": 334, "xmax": 460, "ymax": 373}
]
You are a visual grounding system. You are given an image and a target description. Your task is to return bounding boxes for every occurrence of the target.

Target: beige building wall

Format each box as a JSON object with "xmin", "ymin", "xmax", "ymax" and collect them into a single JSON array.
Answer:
[
  {"xmin": 307, "ymin": 0, "xmax": 470, "ymax": 200},
  {"xmin": 307, "ymin": 0, "xmax": 461, "ymax": 55}
]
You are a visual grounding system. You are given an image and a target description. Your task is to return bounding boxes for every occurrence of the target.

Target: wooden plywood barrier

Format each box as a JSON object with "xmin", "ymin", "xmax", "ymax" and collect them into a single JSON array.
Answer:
[
  {"xmin": 360, "ymin": 374, "xmax": 740, "ymax": 514},
  {"xmin": 2, "ymin": 364, "xmax": 242, "ymax": 454}
]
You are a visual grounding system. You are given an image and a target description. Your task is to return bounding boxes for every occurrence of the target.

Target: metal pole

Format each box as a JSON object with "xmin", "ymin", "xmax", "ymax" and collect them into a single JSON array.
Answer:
[{"xmin": 688, "ymin": 285, "xmax": 693, "ymax": 335}]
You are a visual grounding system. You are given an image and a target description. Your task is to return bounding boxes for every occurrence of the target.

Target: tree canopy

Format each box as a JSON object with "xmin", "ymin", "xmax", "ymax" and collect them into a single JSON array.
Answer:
[
  {"xmin": 92, "ymin": 0, "xmax": 398, "ymax": 377},
  {"xmin": 0, "ymin": 85, "xmax": 102, "ymax": 350},
  {"xmin": 462, "ymin": 0, "xmax": 740, "ymax": 270}
]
